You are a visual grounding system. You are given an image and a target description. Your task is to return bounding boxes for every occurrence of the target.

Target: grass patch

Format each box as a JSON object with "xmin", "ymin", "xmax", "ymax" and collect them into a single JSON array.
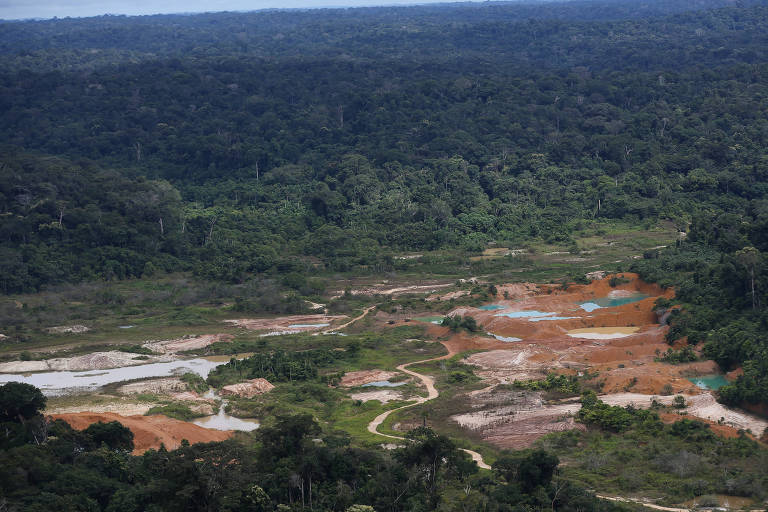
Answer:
[
  {"xmin": 540, "ymin": 422, "xmax": 768, "ymax": 505},
  {"xmin": 145, "ymin": 403, "xmax": 204, "ymax": 421}
]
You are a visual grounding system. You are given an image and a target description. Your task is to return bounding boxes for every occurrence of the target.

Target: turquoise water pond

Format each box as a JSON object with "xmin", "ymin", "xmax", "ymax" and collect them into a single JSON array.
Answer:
[
  {"xmin": 495, "ymin": 310, "xmax": 555, "ymax": 319},
  {"xmin": 478, "ymin": 305, "xmax": 507, "ymax": 311},
  {"xmin": 494, "ymin": 310, "xmax": 577, "ymax": 322},
  {"xmin": 579, "ymin": 293, "xmax": 648, "ymax": 312},
  {"xmin": 689, "ymin": 375, "xmax": 729, "ymax": 390}
]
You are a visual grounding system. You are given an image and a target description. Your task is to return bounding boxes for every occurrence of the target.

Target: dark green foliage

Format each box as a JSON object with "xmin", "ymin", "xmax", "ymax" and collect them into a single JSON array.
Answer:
[
  {"xmin": 512, "ymin": 374, "xmax": 581, "ymax": 394},
  {"xmin": 395, "ymin": 426, "xmax": 477, "ymax": 508},
  {"xmin": 493, "ymin": 449, "xmax": 559, "ymax": 493},
  {"xmin": 0, "ymin": 150, "xmax": 185, "ymax": 292},
  {"xmin": 609, "ymin": 276, "xmax": 630, "ymax": 288},
  {"xmin": 206, "ymin": 348, "xmax": 353, "ymax": 387},
  {"xmin": 3, "ymin": 1, "xmax": 768, "ymax": 294},
  {"xmin": 145, "ymin": 403, "xmax": 201, "ymax": 422},
  {"xmin": 441, "ymin": 315, "xmax": 480, "ymax": 332},
  {"xmin": 578, "ymin": 391, "xmax": 662, "ymax": 432},
  {"xmin": 631, "ymin": 232, "xmax": 768, "ymax": 411},
  {"xmin": 656, "ymin": 346, "xmax": 698, "ymax": 364},
  {"xmin": 180, "ymin": 372, "xmax": 209, "ymax": 393},
  {"xmin": 0, "ymin": 382, "xmax": 46, "ymax": 423},
  {"xmin": 82, "ymin": 421, "xmax": 134, "ymax": 452},
  {"xmin": 0, "ymin": 382, "xmax": 723, "ymax": 511}
]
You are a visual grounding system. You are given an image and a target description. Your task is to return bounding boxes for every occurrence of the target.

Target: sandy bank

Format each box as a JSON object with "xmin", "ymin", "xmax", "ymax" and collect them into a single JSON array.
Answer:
[
  {"xmin": 0, "ymin": 351, "xmax": 176, "ymax": 373},
  {"xmin": 142, "ymin": 333, "xmax": 234, "ymax": 354}
]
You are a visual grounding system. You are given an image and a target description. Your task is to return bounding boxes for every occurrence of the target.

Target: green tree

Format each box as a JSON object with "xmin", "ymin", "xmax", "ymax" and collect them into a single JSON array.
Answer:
[
  {"xmin": 83, "ymin": 421, "xmax": 135, "ymax": 452},
  {"xmin": 0, "ymin": 382, "xmax": 46, "ymax": 423}
]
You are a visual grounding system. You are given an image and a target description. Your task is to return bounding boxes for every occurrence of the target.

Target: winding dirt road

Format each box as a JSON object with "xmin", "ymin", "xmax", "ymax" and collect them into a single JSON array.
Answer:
[
  {"xmin": 322, "ymin": 305, "xmax": 378, "ymax": 334},
  {"xmin": 327, "ymin": 301, "xmax": 490, "ymax": 468},
  {"xmin": 366, "ymin": 352, "xmax": 492, "ymax": 470}
]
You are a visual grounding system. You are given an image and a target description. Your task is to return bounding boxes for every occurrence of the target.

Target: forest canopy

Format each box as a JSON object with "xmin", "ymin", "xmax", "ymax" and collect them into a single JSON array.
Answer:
[{"xmin": 1, "ymin": 0, "xmax": 768, "ymax": 413}]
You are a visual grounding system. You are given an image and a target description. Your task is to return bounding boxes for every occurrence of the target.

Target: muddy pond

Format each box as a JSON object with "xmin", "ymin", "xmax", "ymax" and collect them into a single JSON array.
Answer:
[
  {"xmin": 0, "ymin": 357, "xmax": 228, "ymax": 396},
  {"xmin": 191, "ymin": 390, "xmax": 260, "ymax": 431},
  {"xmin": 0, "ymin": 356, "xmax": 265, "ymax": 431}
]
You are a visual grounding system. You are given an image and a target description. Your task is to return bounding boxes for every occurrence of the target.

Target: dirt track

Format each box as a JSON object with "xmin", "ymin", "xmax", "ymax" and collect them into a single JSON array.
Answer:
[
  {"xmin": 366, "ymin": 349, "xmax": 492, "ymax": 470},
  {"xmin": 322, "ymin": 305, "xmax": 377, "ymax": 334}
]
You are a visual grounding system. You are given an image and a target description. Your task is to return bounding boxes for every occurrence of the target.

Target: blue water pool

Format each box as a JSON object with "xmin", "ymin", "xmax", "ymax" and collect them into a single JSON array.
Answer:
[
  {"xmin": 495, "ymin": 310, "xmax": 556, "ymax": 319},
  {"xmin": 362, "ymin": 381, "xmax": 406, "ymax": 387},
  {"xmin": 478, "ymin": 305, "xmax": 507, "ymax": 311},
  {"xmin": 578, "ymin": 293, "xmax": 648, "ymax": 311}
]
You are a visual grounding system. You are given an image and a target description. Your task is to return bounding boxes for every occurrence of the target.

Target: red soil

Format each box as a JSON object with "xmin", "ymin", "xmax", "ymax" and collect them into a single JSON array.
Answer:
[
  {"xmin": 398, "ymin": 274, "xmax": 768, "ymax": 449},
  {"xmin": 428, "ymin": 274, "xmax": 700, "ymax": 396},
  {"xmin": 52, "ymin": 412, "xmax": 233, "ymax": 454}
]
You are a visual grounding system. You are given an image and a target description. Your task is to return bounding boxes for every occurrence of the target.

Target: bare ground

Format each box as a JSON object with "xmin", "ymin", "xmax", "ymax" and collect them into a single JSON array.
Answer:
[
  {"xmin": 51, "ymin": 412, "xmax": 232, "ymax": 454},
  {"xmin": 339, "ymin": 369, "xmax": 401, "ymax": 387},
  {"xmin": 350, "ymin": 389, "xmax": 404, "ymax": 403},
  {"xmin": 224, "ymin": 314, "xmax": 347, "ymax": 333},
  {"xmin": 142, "ymin": 333, "xmax": 234, "ymax": 354},
  {"xmin": 432, "ymin": 274, "xmax": 767, "ymax": 448},
  {"xmin": 0, "ymin": 351, "xmax": 176, "ymax": 373}
]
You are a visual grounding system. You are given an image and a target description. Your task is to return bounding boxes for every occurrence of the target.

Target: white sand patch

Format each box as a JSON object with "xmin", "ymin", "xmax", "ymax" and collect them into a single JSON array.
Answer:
[
  {"xmin": 143, "ymin": 334, "xmax": 233, "ymax": 354},
  {"xmin": 685, "ymin": 393, "xmax": 768, "ymax": 434},
  {"xmin": 47, "ymin": 325, "xmax": 90, "ymax": 334},
  {"xmin": 350, "ymin": 389, "xmax": 403, "ymax": 403},
  {"xmin": 46, "ymin": 400, "xmax": 155, "ymax": 416},
  {"xmin": 118, "ymin": 377, "xmax": 187, "ymax": 395},
  {"xmin": 568, "ymin": 333, "xmax": 632, "ymax": 339},
  {"xmin": 567, "ymin": 327, "xmax": 640, "ymax": 339}
]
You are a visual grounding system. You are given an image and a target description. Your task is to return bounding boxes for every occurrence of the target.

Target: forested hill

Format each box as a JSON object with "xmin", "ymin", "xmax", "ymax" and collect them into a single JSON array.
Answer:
[
  {"xmin": 1, "ymin": 0, "xmax": 768, "ymax": 417},
  {"xmin": 1, "ymin": 0, "xmax": 766, "ymax": 66},
  {"xmin": 0, "ymin": 0, "xmax": 767, "ymax": 291}
]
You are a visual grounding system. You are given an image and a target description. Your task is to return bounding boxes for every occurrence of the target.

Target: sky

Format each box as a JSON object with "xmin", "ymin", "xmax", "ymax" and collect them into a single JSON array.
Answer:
[{"xmin": 0, "ymin": 0, "xmax": 451, "ymax": 20}]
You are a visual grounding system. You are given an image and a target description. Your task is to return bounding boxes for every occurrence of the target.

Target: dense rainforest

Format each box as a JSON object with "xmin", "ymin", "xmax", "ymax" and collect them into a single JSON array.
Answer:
[
  {"xmin": 1, "ymin": 0, "xmax": 768, "ymax": 481},
  {"xmin": 2, "ymin": 0, "xmax": 768, "ymax": 292}
]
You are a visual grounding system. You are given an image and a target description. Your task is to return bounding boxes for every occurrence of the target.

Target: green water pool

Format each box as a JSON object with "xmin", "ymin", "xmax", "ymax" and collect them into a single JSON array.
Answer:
[
  {"xmin": 414, "ymin": 316, "xmax": 444, "ymax": 324},
  {"xmin": 579, "ymin": 293, "xmax": 648, "ymax": 312},
  {"xmin": 689, "ymin": 375, "xmax": 729, "ymax": 390}
]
